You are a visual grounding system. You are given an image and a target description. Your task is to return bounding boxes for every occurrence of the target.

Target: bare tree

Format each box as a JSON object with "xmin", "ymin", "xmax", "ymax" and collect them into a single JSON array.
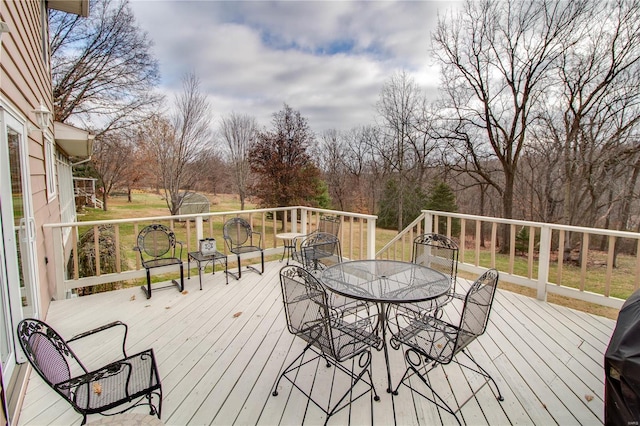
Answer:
[
  {"xmin": 314, "ymin": 129, "xmax": 350, "ymax": 211},
  {"xmin": 92, "ymin": 130, "xmax": 135, "ymax": 210},
  {"xmin": 433, "ymin": 0, "xmax": 585, "ymax": 219},
  {"xmin": 546, "ymin": 0, "xmax": 640, "ymax": 228},
  {"xmin": 219, "ymin": 113, "xmax": 257, "ymax": 209},
  {"xmin": 141, "ymin": 73, "xmax": 212, "ymax": 215},
  {"xmin": 49, "ymin": 0, "xmax": 161, "ymax": 133},
  {"xmin": 376, "ymin": 70, "xmax": 431, "ymax": 230},
  {"xmin": 432, "ymin": 0, "xmax": 586, "ymax": 248}
]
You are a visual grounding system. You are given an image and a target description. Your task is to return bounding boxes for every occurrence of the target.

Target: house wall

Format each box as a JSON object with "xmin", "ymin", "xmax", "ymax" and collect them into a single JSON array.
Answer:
[{"xmin": 1, "ymin": 0, "xmax": 57, "ymax": 316}]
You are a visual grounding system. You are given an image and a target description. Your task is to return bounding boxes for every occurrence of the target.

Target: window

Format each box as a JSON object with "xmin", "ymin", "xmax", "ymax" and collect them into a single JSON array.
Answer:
[{"xmin": 45, "ymin": 134, "xmax": 56, "ymax": 201}]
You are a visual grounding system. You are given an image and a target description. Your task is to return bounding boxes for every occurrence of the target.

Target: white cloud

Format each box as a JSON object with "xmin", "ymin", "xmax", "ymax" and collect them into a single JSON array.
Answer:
[{"xmin": 129, "ymin": 0, "xmax": 459, "ymax": 133}]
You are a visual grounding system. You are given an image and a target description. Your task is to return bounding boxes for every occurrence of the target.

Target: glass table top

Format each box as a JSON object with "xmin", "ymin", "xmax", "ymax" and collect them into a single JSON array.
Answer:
[{"xmin": 321, "ymin": 259, "xmax": 450, "ymax": 303}]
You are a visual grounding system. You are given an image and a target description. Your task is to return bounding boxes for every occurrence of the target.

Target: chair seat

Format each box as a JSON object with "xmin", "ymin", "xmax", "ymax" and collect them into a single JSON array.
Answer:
[
  {"xmin": 142, "ymin": 258, "xmax": 182, "ymax": 269},
  {"xmin": 230, "ymin": 245, "xmax": 262, "ymax": 255},
  {"xmin": 393, "ymin": 316, "xmax": 459, "ymax": 363},
  {"xmin": 57, "ymin": 349, "xmax": 161, "ymax": 413}
]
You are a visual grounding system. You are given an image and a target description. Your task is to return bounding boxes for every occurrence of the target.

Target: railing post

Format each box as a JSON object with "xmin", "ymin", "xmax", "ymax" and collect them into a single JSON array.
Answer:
[
  {"xmin": 423, "ymin": 212, "xmax": 433, "ymax": 234},
  {"xmin": 301, "ymin": 208, "xmax": 308, "ymax": 234},
  {"xmin": 367, "ymin": 218, "xmax": 377, "ymax": 259},
  {"xmin": 537, "ymin": 225, "xmax": 551, "ymax": 302},
  {"xmin": 51, "ymin": 228, "xmax": 67, "ymax": 300},
  {"xmin": 291, "ymin": 208, "xmax": 298, "ymax": 233},
  {"xmin": 195, "ymin": 216, "xmax": 204, "ymax": 242}
]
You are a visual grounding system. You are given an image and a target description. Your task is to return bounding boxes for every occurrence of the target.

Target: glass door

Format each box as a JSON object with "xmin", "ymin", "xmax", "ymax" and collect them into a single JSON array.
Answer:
[{"xmin": 0, "ymin": 109, "xmax": 40, "ymax": 377}]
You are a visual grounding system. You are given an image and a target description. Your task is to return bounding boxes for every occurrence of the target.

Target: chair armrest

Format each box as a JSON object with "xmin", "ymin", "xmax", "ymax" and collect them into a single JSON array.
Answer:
[
  {"xmin": 250, "ymin": 231, "xmax": 262, "ymax": 248},
  {"xmin": 223, "ymin": 235, "xmax": 234, "ymax": 252},
  {"xmin": 67, "ymin": 321, "xmax": 128, "ymax": 358},
  {"xmin": 175, "ymin": 240, "xmax": 184, "ymax": 259}
]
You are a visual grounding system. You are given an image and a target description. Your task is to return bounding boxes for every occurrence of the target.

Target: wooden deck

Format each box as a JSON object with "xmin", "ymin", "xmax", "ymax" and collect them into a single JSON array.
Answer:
[{"xmin": 18, "ymin": 260, "xmax": 616, "ymax": 425}]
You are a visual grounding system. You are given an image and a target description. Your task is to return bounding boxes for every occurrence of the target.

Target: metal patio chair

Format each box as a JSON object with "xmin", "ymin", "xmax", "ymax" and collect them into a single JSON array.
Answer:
[
  {"xmin": 291, "ymin": 231, "xmax": 342, "ymax": 271},
  {"xmin": 223, "ymin": 217, "xmax": 264, "ymax": 279},
  {"xmin": 272, "ymin": 265, "xmax": 381, "ymax": 424},
  {"xmin": 389, "ymin": 269, "xmax": 503, "ymax": 425},
  {"xmin": 407, "ymin": 233, "xmax": 461, "ymax": 315},
  {"xmin": 134, "ymin": 223, "xmax": 184, "ymax": 298},
  {"xmin": 291, "ymin": 233, "xmax": 371, "ymax": 316},
  {"xmin": 17, "ymin": 318, "xmax": 162, "ymax": 425}
]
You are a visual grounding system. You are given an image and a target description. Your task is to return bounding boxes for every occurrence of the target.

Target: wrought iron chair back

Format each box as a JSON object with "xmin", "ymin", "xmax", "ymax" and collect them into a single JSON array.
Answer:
[
  {"xmin": 318, "ymin": 215, "xmax": 341, "ymax": 236},
  {"xmin": 134, "ymin": 224, "xmax": 184, "ymax": 298},
  {"xmin": 273, "ymin": 265, "xmax": 381, "ymax": 422},
  {"xmin": 412, "ymin": 233, "xmax": 459, "ymax": 284},
  {"xmin": 136, "ymin": 224, "xmax": 178, "ymax": 259},
  {"xmin": 223, "ymin": 217, "xmax": 253, "ymax": 248},
  {"xmin": 408, "ymin": 233, "xmax": 460, "ymax": 313},
  {"xmin": 222, "ymin": 217, "xmax": 264, "ymax": 279},
  {"xmin": 294, "ymin": 232, "xmax": 342, "ymax": 271},
  {"xmin": 17, "ymin": 318, "xmax": 162, "ymax": 425}
]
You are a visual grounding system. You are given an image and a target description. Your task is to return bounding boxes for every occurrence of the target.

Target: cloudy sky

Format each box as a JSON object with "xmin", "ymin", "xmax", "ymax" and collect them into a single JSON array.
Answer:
[{"xmin": 129, "ymin": 1, "xmax": 459, "ymax": 134}]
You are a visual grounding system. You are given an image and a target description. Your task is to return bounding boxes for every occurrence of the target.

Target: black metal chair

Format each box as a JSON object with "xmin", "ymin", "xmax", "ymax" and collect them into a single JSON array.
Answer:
[
  {"xmin": 134, "ymin": 223, "xmax": 184, "ymax": 298},
  {"xmin": 291, "ymin": 231, "xmax": 342, "ymax": 271},
  {"xmin": 389, "ymin": 269, "xmax": 503, "ymax": 425},
  {"xmin": 223, "ymin": 217, "xmax": 264, "ymax": 279},
  {"xmin": 17, "ymin": 318, "xmax": 162, "ymax": 425},
  {"xmin": 272, "ymin": 265, "xmax": 380, "ymax": 424},
  {"xmin": 408, "ymin": 233, "xmax": 461, "ymax": 315}
]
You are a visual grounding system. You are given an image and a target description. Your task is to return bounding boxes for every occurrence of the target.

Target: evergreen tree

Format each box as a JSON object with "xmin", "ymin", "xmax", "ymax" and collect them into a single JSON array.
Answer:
[
  {"xmin": 425, "ymin": 181, "xmax": 459, "ymax": 235},
  {"xmin": 378, "ymin": 178, "xmax": 428, "ymax": 230}
]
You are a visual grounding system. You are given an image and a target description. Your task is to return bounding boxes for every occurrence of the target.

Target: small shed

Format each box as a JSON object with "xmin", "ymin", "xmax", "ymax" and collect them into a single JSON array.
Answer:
[{"xmin": 178, "ymin": 193, "xmax": 210, "ymax": 216}]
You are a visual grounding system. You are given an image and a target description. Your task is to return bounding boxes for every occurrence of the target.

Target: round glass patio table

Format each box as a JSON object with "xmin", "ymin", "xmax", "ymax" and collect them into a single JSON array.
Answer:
[{"xmin": 321, "ymin": 259, "xmax": 450, "ymax": 393}]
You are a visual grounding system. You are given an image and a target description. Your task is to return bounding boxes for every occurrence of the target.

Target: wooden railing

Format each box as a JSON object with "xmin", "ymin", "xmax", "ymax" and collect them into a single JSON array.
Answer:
[
  {"xmin": 43, "ymin": 206, "xmax": 377, "ymax": 299},
  {"xmin": 377, "ymin": 210, "xmax": 637, "ymax": 309},
  {"xmin": 44, "ymin": 205, "xmax": 635, "ymax": 309}
]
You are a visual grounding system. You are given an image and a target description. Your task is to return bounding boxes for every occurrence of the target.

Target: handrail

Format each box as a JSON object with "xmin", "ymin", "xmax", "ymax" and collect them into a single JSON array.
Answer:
[
  {"xmin": 43, "ymin": 206, "xmax": 377, "ymax": 300},
  {"xmin": 376, "ymin": 210, "xmax": 635, "ymax": 310}
]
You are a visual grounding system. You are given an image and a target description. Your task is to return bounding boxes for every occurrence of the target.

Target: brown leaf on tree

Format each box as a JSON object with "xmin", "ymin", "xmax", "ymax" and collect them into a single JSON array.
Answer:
[
  {"xmin": 233, "ymin": 312, "xmax": 242, "ymax": 318},
  {"xmin": 93, "ymin": 382, "xmax": 102, "ymax": 395}
]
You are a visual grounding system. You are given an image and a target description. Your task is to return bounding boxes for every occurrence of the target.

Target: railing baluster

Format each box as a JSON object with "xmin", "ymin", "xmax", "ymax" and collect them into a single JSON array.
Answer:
[
  {"xmin": 528, "ymin": 226, "xmax": 535, "ymax": 280},
  {"xmin": 475, "ymin": 219, "xmax": 481, "ymax": 266},
  {"xmin": 115, "ymin": 225, "xmax": 121, "ymax": 273},
  {"xmin": 72, "ymin": 227, "xmax": 79, "ymax": 280},
  {"xmin": 509, "ymin": 224, "xmax": 516, "ymax": 275},
  {"xmin": 580, "ymin": 233, "xmax": 589, "ymax": 291},
  {"xmin": 491, "ymin": 222, "xmax": 497, "ymax": 269},
  {"xmin": 460, "ymin": 219, "xmax": 466, "ymax": 264},
  {"xmin": 558, "ymin": 230, "xmax": 565, "ymax": 285},
  {"xmin": 605, "ymin": 235, "xmax": 615, "ymax": 298}
]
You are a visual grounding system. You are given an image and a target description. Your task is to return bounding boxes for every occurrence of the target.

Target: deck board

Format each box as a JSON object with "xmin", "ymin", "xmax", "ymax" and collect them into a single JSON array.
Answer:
[{"xmin": 18, "ymin": 260, "xmax": 616, "ymax": 425}]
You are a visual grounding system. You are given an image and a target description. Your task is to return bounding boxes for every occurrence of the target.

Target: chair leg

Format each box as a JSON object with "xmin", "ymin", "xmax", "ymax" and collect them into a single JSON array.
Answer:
[
  {"xmin": 272, "ymin": 342, "xmax": 379, "ymax": 422},
  {"xmin": 237, "ymin": 255, "xmax": 242, "ymax": 279},
  {"xmin": 260, "ymin": 251, "xmax": 264, "ymax": 274},
  {"xmin": 458, "ymin": 349, "xmax": 504, "ymax": 402},
  {"xmin": 141, "ymin": 269, "xmax": 152, "ymax": 299},
  {"xmin": 272, "ymin": 342, "xmax": 313, "ymax": 396},
  {"xmin": 405, "ymin": 364, "xmax": 462, "ymax": 425}
]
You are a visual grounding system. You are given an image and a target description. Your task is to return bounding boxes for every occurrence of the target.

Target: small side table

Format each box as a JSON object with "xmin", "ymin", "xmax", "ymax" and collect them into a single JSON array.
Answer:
[
  {"xmin": 187, "ymin": 251, "xmax": 228, "ymax": 289},
  {"xmin": 276, "ymin": 232, "xmax": 304, "ymax": 265}
]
